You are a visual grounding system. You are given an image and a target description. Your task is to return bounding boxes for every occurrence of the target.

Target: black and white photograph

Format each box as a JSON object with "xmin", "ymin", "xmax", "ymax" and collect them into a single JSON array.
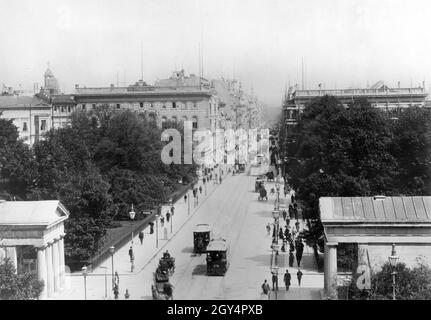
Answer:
[{"xmin": 1, "ymin": 0, "xmax": 431, "ymax": 304}]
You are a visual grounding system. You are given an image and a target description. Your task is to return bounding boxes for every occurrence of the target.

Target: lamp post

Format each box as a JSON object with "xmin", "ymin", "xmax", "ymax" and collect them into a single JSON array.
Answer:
[
  {"xmin": 388, "ymin": 243, "xmax": 399, "ymax": 300},
  {"xmin": 169, "ymin": 198, "xmax": 173, "ymax": 234},
  {"xmin": 82, "ymin": 265, "xmax": 88, "ymax": 300},
  {"xmin": 155, "ymin": 213, "xmax": 160, "ymax": 248},
  {"xmin": 272, "ymin": 210, "xmax": 280, "ymax": 265},
  {"xmin": 188, "ymin": 191, "xmax": 190, "ymax": 215},
  {"xmin": 99, "ymin": 266, "xmax": 108, "ymax": 299},
  {"xmin": 129, "ymin": 205, "xmax": 136, "ymax": 272},
  {"xmin": 109, "ymin": 246, "xmax": 115, "ymax": 290}
]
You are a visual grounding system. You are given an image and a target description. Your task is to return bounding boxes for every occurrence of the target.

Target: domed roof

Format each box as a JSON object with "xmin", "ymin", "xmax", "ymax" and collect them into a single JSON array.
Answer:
[{"xmin": 44, "ymin": 68, "xmax": 54, "ymax": 78}]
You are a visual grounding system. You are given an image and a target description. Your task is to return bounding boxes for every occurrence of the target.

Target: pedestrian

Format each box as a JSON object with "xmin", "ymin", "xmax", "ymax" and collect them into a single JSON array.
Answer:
[
  {"xmin": 184, "ymin": 194, "xmax": 187, "ymax": 203},
  {"xmin": 283, "ymin": 270, "xmax": 291, "ymax": 291},
  {"xmin": 295, "ymin": 220, "xmax": 300, "ymax": 232},
  {"xmin": 288, "ymin": 204, "xmax": 294, "ymax": 219},
  {"xmin": 114, "ymin": 284, "xmax": 119, "ymax": 300},
  {"xmin": 297, "ymin": 269, "xmax": 303, "ymax": 286},
  {"xmin": 203, "ymin": 177, "xmax": 206, "ymax": 184},
  {"xmin": 271, "ymin": 271, "xmax": 278, "ymax": 291},
  {"xmin": 289, "ymin": 241, "xmax": 295, "ymax": 253},
  {"xmin": 199, "ymin": 186, "xmax": 202, "ymax": 194},
  {"xmin": 139, "ymin": 231, "xmax": 144, "ymax": 245},
  {"xmin": 219, "ymin": 176, "xmax": 222, "ymax": 184},
  {"xmin": 266, "ymin": 223, "xmax": 271, "ymax": 236},
  {"xmin": 279, "ymin": 228, "xmax": 284, "ymax": 241},
  {"xmin": 291, "ymin": 194, "xmax": 295, "ymax": 203},
  {"xmin": 124, "ymin": 289, "xmax": 130, "ymax": 299},
  {"xmin": 166, "ymin": 211, "xmax": 170, "ymax": 223},
  {"xmin": 128, "ymin": 246, "xmax": 133, "ymax": 262},
  {"xmin": 293, "ymin": 203, "xmax": 298, "ymax": 220},
  {"xmin": 160, "ymin": 215, "xmax": 164, "ymax": 227},
  {"xmin": 282, "ymin": 210, "xmax": 287, "ymax": 221},
  {"xmin": 171, "ymin": 206, "xmax": 175, "ymax": 216},
  {"xmin": 289, "ymin": 252, "xmax": 295, "ymax": 267},
  {"xmin": 261, "ymin": 280, "xmax": 270, "ymax": 300},
  {"xmin": 149, "ymin": 221, "xmax": 154, "ymax": 234},
  {"xmin": 295, "ymin": 240, "xmax": 304, "ymax": 267}
]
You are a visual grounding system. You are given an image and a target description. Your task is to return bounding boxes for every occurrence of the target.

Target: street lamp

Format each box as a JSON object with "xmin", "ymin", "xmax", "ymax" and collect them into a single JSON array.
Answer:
[
  {"xmin": 109, "ymin": 246, "xmax": 115, "ymax": 290},
  {"xmin": 155, "ymin": 213, "xmax": 160, "ymax": 248},
  {"xmin": 272, "ymin": 210, "xmax": 280, "ymax": 265},
  {"xmin": 388, "ymin": 243, "xmax": 399, "ymax": 300},
  {"xmin": 99, "ymin": 266, "xmax": 108, "ymax": 299},
  {"xmin": 169, "ymin": 198, "xmax": 173, "ymax": 234},
  {"xmin": 82, "ymin": 265, "xmax": 88, "ymax": 300},
  {"xmin": 129, "ymin": 204, "xmax": 136, "ymax": 272}
]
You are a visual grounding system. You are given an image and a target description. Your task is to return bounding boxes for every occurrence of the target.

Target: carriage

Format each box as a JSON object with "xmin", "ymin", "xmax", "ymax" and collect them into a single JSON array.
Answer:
[
  {"xmin": 258, "ymin": 187, "xmax": 268, "ymax": 201},
  {"xmin": 151, "ymin": 273, "xmax": 173, "ymax": 300},
  {"xmin": 206, "ymin": 238, "xmax": 229, "ymax": 276},
  {"xmin": 255, "ymin": 178, "xmax": 264, "ymax": 192},
  {"xmin": 158, "ymin": 252, "xmax": 175, "ymax": 276},
  {"xmin": 193, "ymin": 224, "xmax": 211, "ymax": 254}
]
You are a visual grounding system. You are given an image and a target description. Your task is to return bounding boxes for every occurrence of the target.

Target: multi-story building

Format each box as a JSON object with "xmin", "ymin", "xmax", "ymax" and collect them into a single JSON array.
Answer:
[
  {"xmin": 283, "ymin": 81, "xmax": 428, "ymax": 125},
  {"xmin": 52, "ymin": 70, "xmax": 220, "ymax": 132},
  {"xmin": 0, "ymin": 94, "xmax": 52, "ymax": 145}
]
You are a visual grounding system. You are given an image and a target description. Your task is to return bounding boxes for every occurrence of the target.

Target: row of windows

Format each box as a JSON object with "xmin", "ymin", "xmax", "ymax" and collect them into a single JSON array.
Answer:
[
  {"xmin": 54, "ymin": 101, "xmax": 202, "ymax": 113},
  {"xmin": 161, "ymin": 116, "xmax": 198, "ymax": 129},
  {"xmin": 20, "ymin": 120, "xmax": 47, "ymax": 132}
]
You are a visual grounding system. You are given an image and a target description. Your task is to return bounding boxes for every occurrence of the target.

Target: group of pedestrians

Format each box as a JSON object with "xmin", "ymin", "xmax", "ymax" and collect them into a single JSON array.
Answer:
[{"xmin": 261, "ymin": 269, "xmax": 303, "ymax": 299}]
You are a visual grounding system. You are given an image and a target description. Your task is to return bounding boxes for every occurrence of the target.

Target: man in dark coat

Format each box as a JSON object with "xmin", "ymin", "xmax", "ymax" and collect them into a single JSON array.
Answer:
[
  {"xmin": 271, "ymin": 272, "xmax": 278, "ymax": 291},
  {"xmin": 295, "ymin": 240, "xmax": 304, "ymax": 267},
  {"xmin": 289, "ymin": 252, "xmax": 295, "ymax": 267},
  {"xmin": 297, "ymin": 269, "xmax": 303, "ymax": 286},
  {"xmin": 139, "ymin": 231, "xmax": 144, "ymax": 245},
  {"xmin": 282, "ymin": 210, "xmax": 287, "ymax": 221},
  {"xmin": 283, "ymin": 270, "xmax": 291, "ymax": 291}
]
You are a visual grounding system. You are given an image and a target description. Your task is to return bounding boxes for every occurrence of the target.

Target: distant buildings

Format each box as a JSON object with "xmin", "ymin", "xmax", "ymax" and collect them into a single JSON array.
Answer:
[{"xmin": 283, "ymin": 81, "xmax": 428, "ymax": 126}]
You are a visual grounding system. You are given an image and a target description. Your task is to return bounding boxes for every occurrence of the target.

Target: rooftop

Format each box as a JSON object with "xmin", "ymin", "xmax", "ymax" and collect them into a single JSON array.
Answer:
[
  {"xmin": 320, "ymin": 196, "xmax": 431, "ymax": 223},
  {"xmin": 0, "ymin": 200, "xmax": 69, "ymax": 227}
]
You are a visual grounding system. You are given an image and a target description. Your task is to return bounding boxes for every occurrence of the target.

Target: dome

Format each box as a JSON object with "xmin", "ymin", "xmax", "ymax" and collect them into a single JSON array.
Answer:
[{"xmin": 44, "ymin": 68, "xmax": 54, "ymax": 78}]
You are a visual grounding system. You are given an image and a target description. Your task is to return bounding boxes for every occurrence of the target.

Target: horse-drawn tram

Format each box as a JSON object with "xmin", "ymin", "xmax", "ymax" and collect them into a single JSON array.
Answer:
[
  {"xmin": 206, "ymin": 238, "xmax": 228, "ymax": 276},
  {"xmin": 193, "ymin": 224, "xmax": 211, "ymax": 254}
]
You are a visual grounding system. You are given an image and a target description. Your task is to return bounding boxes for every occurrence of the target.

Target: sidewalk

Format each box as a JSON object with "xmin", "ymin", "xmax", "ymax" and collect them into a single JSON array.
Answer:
[{"xmin": 52, "ymin": 166, "xmax": 232, "ymax": 300}]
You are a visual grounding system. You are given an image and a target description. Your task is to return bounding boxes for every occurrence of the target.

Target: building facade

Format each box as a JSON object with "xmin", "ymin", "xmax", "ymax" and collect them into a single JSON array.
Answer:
[{"xmin": 0, "ymin": 94, "xmax": 52, "ymax": 145}]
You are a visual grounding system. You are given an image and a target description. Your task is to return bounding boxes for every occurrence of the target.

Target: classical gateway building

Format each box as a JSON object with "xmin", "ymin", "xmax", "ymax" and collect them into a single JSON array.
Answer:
[{"xmin": 0, "ymin": 200, "xmax": 69, "ymax": 299}]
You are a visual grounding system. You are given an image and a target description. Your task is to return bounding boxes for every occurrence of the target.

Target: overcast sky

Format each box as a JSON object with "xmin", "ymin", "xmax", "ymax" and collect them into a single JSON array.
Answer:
[{"xmin": 1, "ymin": 0, "xmax": 431, "ymax": 107}]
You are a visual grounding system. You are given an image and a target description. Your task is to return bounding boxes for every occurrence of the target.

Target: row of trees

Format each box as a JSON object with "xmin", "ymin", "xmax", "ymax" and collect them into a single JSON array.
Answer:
[
  {"xmin": 0, "ymin": 108, "xmax": 197, "ymax": 264},
  {"xmin": 281, "ymin": 97, "xmax": 431, "ymax": 250}
]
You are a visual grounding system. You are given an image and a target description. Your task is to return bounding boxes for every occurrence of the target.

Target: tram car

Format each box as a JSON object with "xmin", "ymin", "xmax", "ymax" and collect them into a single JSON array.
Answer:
[
  {"xmin": 206, "ymin": 238, "xmax": 229, "ymax": 276},
  {"xmin": 193, "ymin": 224, "xmax": 211, "ymax": 253}
]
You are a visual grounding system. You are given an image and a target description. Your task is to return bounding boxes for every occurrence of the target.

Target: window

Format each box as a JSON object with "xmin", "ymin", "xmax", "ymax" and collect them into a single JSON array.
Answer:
[
  {"xmin": 82, "ymin": 104, "xmax": 86, "ymax": 110},
  {"xmin": 192, "ymin": 116, "xmax": 198, "ymax": 129},
  {"xmin": 22, "ymin": 122, "xmax": 28, "ymax": 132},
  {"xmin": 194, "ymin": 102, "xmax": 197, "ymax": 108},
  {"xmin": 116, "ymin": 104, "xmax": 121, "ymax": 109},
  {"xmin": 61, "ymin": 107, "xmax": 65, "ymax": 112},
  {"xmin": 41, "ymin": 120, "xmax": 47, "ymax": 131},
  {"xmin": 67, "ymin": 106, "xmax": 71, "ymax": 113},
  {"xmin": 172, "ymin": 116, "xmax": 177, "ymax": 123},
  {"xmin": 172, "ymin": 102, "xmax": 177, "ymax": 108},
  {"xmin": 162, "ymin": 103, "xmax": 166, "ymax": 108},
  {"xmin": 140, "ymin": 102, "xmax": 143, "ymax": 108},
  {"xmin": 161, "ymin": 116, "xmax": 167, "ymax": 129},
  {"xmin": 54, "ymin": 106, "xmax": 57, "ymax": 112},
  {"xmin": 92, "ymin": 104, "xmax": 96, "ymax": 109}
]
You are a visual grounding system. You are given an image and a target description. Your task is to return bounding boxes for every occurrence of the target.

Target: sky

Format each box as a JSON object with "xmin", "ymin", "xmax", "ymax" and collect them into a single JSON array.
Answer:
[{"xmin": 1, "ymin": 0, "xmax": 431, "ymax": 107}]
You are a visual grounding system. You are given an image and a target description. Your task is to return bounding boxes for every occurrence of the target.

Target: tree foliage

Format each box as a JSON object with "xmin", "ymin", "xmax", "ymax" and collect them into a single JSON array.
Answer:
[{"xmin": 0, "ymin": 259, "xmax": 44, "ymax": 300}]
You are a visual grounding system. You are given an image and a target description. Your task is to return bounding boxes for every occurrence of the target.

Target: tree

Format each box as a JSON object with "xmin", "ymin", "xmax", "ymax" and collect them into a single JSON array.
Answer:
[
  {"xmin": 349, "ymin": 260, "xmax": 431, "ymax": 300},
  {"xmin": 0, "ymin": 117, "xmax": 36, "ymax": 198},
  {"xmin": 0, "ymin": 258, "xmax": 44, "ymax": 300}
]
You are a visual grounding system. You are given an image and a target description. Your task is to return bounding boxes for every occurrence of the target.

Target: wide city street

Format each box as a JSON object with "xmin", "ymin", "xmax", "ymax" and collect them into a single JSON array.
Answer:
[{"xmin": 54, "ymin": 169, "xmax": 323, "ymax": 300}]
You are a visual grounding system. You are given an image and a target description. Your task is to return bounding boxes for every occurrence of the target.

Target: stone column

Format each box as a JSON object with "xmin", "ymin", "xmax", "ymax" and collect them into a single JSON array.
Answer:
[
  {"xmin": 45, "ymin": 242, "xmax": 54, "ymax": 298},
  {"xmin": 36, "ymin": 247, "xmax": 47, "ymax": 299},
  {"xmin": 58, "ymin": 236, "xmax": 66, "ymax": 289},
  {"xmin": 324, "ymin": 242, "xmax": 338, "ymax": 300},
  {"xmin": 52, "ymin": 240, "xmax": 60, "ymax": 292}
]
